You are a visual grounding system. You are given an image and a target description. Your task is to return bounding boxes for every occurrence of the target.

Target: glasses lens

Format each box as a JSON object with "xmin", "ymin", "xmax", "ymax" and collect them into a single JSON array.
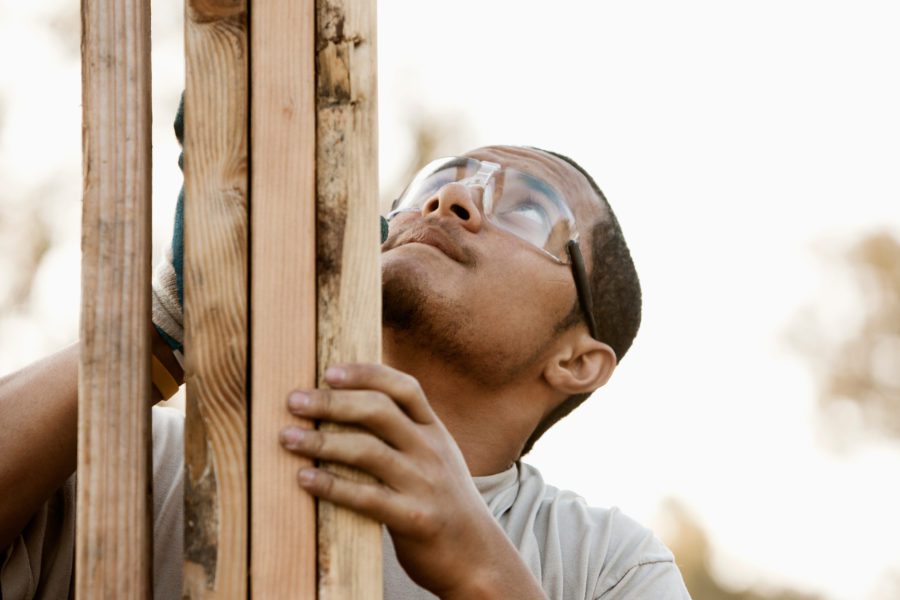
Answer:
[
  {"xmin": 390, "ymin": 157, "xmax": 481, "ymax": 214},
  {"xmin": 487, "ymin": 169, "xmax": 577, "ymax": 262},
  {"xmin": 388, "ymin": 157, "xmax": 579, "ymax": 264}
]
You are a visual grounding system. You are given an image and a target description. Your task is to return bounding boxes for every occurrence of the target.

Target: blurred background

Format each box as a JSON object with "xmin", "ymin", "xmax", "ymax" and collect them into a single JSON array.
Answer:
[{"xmin": 1, "ymin": 1, "xmax": 898, "ymax": 598}]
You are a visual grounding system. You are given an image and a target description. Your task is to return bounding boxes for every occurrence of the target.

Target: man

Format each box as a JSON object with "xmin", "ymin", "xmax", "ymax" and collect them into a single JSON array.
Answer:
[{"xmin": 0, "ymin": 103, "xmax": 690, "ymax": 598}]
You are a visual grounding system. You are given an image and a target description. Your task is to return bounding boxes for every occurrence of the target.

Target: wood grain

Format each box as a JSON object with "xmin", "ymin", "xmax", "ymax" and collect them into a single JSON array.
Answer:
[
  {"xmin": 182, "ymin": 0, "xmax": 250, "ymax": 597},
  {"xmin": 77, "ymin": 0, "xmax": 153, "ymax": 596},
  {"xmin": 250, "ymin": 0, "xmax": 318, "ymax": 597},
  {"xmin": 315, "ymin": 1, "xmax": 382, "ymax": 598}
]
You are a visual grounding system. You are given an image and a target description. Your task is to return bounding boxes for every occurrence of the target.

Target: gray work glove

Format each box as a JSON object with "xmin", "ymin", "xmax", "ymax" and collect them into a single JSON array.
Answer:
[{"xmin": 152, "ymin": 93, "xmax": 185, "ymax": 354}]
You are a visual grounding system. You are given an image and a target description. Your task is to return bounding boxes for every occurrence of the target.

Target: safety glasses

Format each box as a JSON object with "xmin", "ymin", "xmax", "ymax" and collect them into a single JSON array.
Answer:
[{"xmin": 387, "ymin": 156, "xmax": 600, "ymax": 341}]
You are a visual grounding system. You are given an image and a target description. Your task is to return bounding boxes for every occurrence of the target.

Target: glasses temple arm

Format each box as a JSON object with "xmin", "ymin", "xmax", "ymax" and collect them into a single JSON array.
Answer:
[{"xmin": 566, "ymin": 240, "xmax": 601, "ymax": 341}]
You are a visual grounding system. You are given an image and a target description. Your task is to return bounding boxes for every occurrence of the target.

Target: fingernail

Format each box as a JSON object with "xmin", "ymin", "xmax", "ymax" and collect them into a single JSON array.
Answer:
[
  {"xmin": 288, "ymin": 392, "xmax": 310, "ymax": 410},
  {"xmin": 324, "ymin": 367, "xmax": 346, "ymax": 383},
  {"xmin": 280, "ymin": 427, "xmax": 305, "ymax": 445},
  {"xmin": 298, "ymin": 468, "xmax": 316, "ymax": 485}
]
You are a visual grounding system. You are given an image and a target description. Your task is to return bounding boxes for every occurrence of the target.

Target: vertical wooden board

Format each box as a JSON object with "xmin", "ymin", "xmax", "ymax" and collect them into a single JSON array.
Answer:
[
  {"xmin": 316, "ymin": 1, "xmax": 382, "ymax": 598},
  {"xmin": 77, "ymin": 0, "xmax": 153, "ymax": 597},
  {"xmin": 182, "ymin": 0, "xmax": 250, "ymax": 597},
  {"xmin": 250, "ymin": 0, "xmax": 318, "ymax": 597}
]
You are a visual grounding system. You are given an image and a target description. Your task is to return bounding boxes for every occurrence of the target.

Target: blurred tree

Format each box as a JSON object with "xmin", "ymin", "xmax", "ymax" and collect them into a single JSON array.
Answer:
[
  {"xmin": 870, "ymin": 569, "xmax": 900, "ymax": 599},
  {"xmin": 661, "ymin": 499, "xmax": 822, "ymax": 600},
  {"xmin": 789, "ymin": 231, "xmax": 900, "ymax": 444},
  {"xmin": 46, "ymin": 3, "xmax": 81, "ymax": 58},
  {"xmin": 0, "ymin": 205, "xmax": 51, "ymax": 311},
  {"xmin": 0, "ymin": 74, "xmax": 53, "ymax": 316}
]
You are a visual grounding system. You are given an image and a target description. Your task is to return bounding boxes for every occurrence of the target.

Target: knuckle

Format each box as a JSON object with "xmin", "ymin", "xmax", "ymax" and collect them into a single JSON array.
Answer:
[
  {"xmin": 365, "ymin": 392, "xmax": 397, "ymax": 422},
  {"xmin": 368, "ymin": 444, "xmax": 395, "ymax": 472},
  {"xmin": 394, "ymin": 373, "xmax": 424, "ymax": 401},
  {"xmin": 407, "ymin": 506, "xmax": 438, "ymax": 537},
  {"xmin": 421, "ymin": 472, "xmax": 440, "ymax": 497},
  {"xmin": 349, "ymin": 362, "xmax": 378, "ymax": 379},
  {"xmin": 348, "ymin": 435, "xmax": 372, "ymax": 464},
  {"xmin": 318, "ymin": 471, "xmax": 335, "ymax": 496},
  {"xmin": 369, "ymin": 436, "xmax": 392, "ymax": 466},
  {"xmin": 363, "ymin": 362, "xmax": 382, "ymax": 376},
  {"xmin": 420, "ymin": 433, "xmax": 444, "ymax": 459},
  {"xmin": 373, "ymin": 391, "xmax": 394, "ymax": 409},
  {"xmin": 357, "ymin": 485, "xmax": 386, "ymax": 512},
  {"xmin": 378, "ymin": 444, "xmax": 395, "ymax": 465},
  {"xmin": 308, "ymin": 430, "xmax": 326, "ymax": 453},
  {"xmin": 356, "ymin": 396, "xmax": 381, "ymax": 420},
  {"xmin": 316, "ymin": 391, "xmax": 334, "ymax": 416}
]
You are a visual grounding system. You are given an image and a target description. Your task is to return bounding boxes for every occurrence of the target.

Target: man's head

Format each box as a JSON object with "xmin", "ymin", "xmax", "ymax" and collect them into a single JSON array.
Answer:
[{"xmin": 381, "ymin": 145, "xmax": 641, "ymax": 456}]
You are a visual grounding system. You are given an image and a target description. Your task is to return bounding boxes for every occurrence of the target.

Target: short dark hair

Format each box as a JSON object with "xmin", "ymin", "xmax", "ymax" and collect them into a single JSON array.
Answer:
[{"xmin": 520, "ymin": 149, "xmax": 642, "ymax": 456}]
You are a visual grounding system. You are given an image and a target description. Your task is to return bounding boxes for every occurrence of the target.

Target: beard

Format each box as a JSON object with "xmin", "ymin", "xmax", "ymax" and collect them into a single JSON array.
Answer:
[{"xmin": 382, "ymin": 265, "xmax": 549, "ymax": 389}]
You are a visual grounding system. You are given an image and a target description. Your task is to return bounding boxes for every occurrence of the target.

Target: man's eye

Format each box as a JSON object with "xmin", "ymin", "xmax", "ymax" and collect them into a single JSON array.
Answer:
[
  {"xmin": 509, "ymin": 201, "xmax": 551, "ymax": 227},
  {"xmin": 496, "ymin": 200, "xmax": 554, "ymax": 247}
]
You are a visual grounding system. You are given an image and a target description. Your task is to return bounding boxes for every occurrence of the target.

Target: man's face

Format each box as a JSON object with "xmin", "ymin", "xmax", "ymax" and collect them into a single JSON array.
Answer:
[{"xmin": 381, "ymin": 146, "xmax": 606, "ymax": 387}]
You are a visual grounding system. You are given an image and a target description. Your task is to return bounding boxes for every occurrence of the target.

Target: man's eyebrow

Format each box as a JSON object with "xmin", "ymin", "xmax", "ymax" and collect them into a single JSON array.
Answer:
[
  {"xmin": 519, "ymin": 172, "xmax": 559, "ymax": 200},
  {"xmin": 443, "ymin": 156, "xmax": 470, "ymax": 168}
]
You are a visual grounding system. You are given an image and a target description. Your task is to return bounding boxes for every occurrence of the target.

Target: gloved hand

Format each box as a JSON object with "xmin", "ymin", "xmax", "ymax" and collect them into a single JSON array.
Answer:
[
  {"xmin": 150, "ymin": 94, "xmax": 185, "ymax": 401},
  {"xmin": 152, "ymin": 94, "xmax": 185, "ymax": 354}
]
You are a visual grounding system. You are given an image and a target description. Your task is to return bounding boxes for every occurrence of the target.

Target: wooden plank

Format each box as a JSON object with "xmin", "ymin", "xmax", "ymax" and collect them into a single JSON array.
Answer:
[
  {"xmin": 315, "ymin": 1, "xmax": 382, "ymax": 598},
  {"xmin": 250, "ymin": 0, "xmax": 318, "ymax": 597},
  {"xmin": 76, "ymin": 0, "xmax": 153, "ymax": 596},
  {"xmin": 182, "ymin": 0, "xmax": 250, "ymax": 597}
]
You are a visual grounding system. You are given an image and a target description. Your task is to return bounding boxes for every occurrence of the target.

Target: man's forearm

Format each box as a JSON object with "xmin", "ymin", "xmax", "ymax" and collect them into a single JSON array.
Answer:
[
  {"xmin": 0, "ymin": 328, "xmax": 180, "ymax": 551},
  {"xmin": 439, "ymin": 523, "xmax": 547, "ymax": 600},
  {"xmin": 0, "ymin": 343, "xmax": 79, "ymax": 550}
]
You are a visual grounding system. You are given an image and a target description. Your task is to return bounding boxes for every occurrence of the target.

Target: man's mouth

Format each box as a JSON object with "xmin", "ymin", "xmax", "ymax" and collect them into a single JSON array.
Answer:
[{"xmin": 390, "ymin": 225, "xmax": 471, "ymax": 265}]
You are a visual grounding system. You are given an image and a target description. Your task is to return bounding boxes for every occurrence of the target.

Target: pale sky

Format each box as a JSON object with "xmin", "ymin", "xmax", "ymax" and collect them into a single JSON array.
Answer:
[{"xmin": 1, "ymin": 1, "xmax": 899, "ymax": 598}]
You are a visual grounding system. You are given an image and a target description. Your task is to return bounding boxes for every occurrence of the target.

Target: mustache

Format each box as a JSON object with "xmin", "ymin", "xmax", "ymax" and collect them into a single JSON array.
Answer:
[{"xmin": 383, "ymin": 220, "xmax": 478, "ymax": 267}]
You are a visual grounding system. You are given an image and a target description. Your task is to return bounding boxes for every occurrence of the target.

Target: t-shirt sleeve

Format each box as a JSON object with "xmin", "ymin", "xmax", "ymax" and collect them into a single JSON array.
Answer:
[
  {"xmin": 0, "ymin": 406, "xmax": 185, "ymax": 600},
  {"xmin": 595, "ymin": 559, "xmax": 692, "ymax": 599},
  {"xmin": 0, "ymin": 477, "xmax": 76, "ymax": 600},
  {"xmin": 150, "ymin": 406, "xmax": 184, "ymax": 600},
  {"xmin": 588, "ymin": 506, "xmax": 692, "ymax": 600}
]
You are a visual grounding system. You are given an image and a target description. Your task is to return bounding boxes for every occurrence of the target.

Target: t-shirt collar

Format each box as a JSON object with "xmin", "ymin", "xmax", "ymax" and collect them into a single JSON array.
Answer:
[{"xmin": 472, "ymin": 462, "xmax": 520, "ymax": 518}]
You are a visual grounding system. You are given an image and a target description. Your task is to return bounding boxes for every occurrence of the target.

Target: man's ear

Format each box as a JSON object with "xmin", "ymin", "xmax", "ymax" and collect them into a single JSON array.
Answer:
[{"xmin": 542, "ymin": 329, "xmax": 617, "ymax": 395}]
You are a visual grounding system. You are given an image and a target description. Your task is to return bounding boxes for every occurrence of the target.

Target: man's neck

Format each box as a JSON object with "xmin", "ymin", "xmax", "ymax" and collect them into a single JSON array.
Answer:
[{"xmin": 383, "ymin": 332, "xmax": 547, "ymax": 476}]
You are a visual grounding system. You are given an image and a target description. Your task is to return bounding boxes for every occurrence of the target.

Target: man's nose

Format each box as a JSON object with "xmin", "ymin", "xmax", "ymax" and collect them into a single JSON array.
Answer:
[{"xmin": 420, "ymin": 182, "xmax": 484, "ymax": 233}]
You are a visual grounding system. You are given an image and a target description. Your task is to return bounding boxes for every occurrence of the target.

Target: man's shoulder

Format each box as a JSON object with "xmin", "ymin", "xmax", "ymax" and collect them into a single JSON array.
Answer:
[
  {"xmin": 511, "ymin": 462, "xmax": 688, "ymax": 599},
  {"xmin": 516, "ymin": 462, "xmax": 669, "ymax": 546}
]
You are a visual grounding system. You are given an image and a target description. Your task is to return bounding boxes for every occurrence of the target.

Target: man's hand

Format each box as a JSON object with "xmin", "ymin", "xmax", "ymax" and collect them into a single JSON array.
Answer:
[
  {"xmin": 148, "ymin": 93, "xmax": 185, "ymax": 400},
  {"xmin": 279, "ymin": 363, "xmax": 546, "ymax": 599}
]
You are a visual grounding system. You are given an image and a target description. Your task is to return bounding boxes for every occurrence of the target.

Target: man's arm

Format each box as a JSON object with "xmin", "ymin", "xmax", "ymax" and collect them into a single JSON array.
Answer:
[
  {"xmin": 0, "ymin": 328, "xmax": 182, "ymax": 552},
  {"xmin": 0, "ymin": 94, "xmax": 188, "ymax": 555},
  {"xmin": 0, "ymin": 343, "xmax": 78, "ymax": 551}
]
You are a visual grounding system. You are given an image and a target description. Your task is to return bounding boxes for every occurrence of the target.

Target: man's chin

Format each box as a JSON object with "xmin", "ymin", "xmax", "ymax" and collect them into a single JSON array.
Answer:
[
  {"xmin": 382, "ymin": 264, "xmax": 429, "ymax": 333},
  {"xmin": 381, "ymin": 260, "xmax": 543, "ymax": 389}
]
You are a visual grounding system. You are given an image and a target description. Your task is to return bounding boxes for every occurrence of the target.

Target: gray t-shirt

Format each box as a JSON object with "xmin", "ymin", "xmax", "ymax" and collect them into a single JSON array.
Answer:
[
  {"xmin": 1, "ymin": 407, "xmax": 185, "ymax": 600},
  {"xmin": 384, "ymin": 460, "xmax": 690, "ymax": 599},
  {"xmin": 2, "ymin": 408, "xmax": 690, "ymax": 599}
]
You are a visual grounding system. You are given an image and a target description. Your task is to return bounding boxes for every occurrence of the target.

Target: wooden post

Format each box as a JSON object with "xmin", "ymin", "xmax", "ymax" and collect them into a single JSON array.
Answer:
[
  {"xmin": 250, "ymin": 0, "xmax": 319, "ymax": 597},
  {"xmin": 315, "ymin": 1, "xmax": 382, "ymax": 598},
  {"xmin": 182, "ymin": 0, "xmax": 250, "ymax": 597},
  {"xmin": 77, "ymin": 0, "xmax": 381, "ymax": 595},
  {"xmin": 77, "ymin": 0, "xmax": 153, "ymax": 597},
  {"xmin": 249, "ymin": 0, "xmax": 381, "ymax": 596}
]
